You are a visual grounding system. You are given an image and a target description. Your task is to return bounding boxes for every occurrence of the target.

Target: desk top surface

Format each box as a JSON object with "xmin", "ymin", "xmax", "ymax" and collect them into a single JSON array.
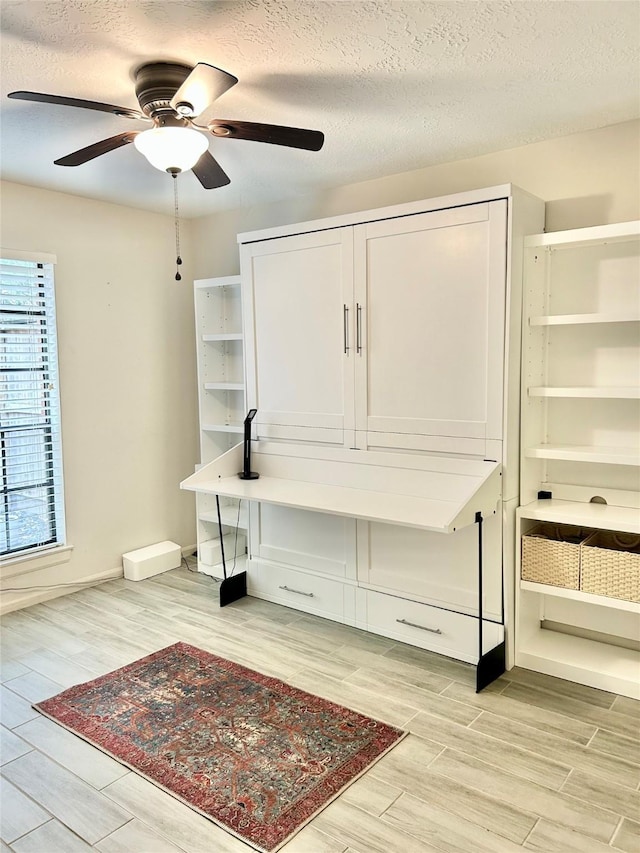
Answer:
[{"xmin": 182, "ymin": 443, "xmax": 502, "ymax": 533}]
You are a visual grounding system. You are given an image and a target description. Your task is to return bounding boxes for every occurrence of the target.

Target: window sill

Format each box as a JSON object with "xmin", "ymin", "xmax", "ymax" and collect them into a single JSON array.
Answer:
[{"xmin": 1, "ymin": 545, "xmax": 74, "ymax": 580}]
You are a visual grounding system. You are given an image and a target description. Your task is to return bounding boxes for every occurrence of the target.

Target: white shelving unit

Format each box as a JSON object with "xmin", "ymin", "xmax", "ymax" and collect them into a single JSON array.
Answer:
[
  {"xmin": 516, "ymin": 220, "xmax": 640, "ymax": 698},
  {"xmin": 193, "ymin": 276, "xmax": 248, "ymax": 576}
]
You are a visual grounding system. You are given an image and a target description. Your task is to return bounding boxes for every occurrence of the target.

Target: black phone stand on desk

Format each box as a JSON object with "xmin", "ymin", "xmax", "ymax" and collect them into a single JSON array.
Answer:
[{"xmin": 238, "ymin": 408, "xmax": 259, "ymax": 480}]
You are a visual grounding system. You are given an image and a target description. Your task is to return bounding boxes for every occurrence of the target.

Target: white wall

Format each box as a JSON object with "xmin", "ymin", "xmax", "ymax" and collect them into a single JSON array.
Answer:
[
  {"xmin": 191, "ymin": 119, "xmax": 640, "ymax": 278},
  {"xmin": 0, "ymin": 182, "xmax": 198, "ymax": 611}
]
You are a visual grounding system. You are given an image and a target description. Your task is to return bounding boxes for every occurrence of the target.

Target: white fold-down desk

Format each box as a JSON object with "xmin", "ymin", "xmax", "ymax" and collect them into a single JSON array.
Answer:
[
  {"xmin": 181, "ymin": 441, "xmax": 504, "ymax": 690},
  {"xmin": 182, "ymin": 441, "xmax": 501, "ymax": 532}
]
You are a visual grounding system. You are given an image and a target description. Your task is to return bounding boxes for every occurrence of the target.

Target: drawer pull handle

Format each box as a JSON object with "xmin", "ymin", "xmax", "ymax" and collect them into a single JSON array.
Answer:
[
  {"xmin": 279, "ymin": 585, "xmax": 314, "ymax": 597},
  {"xmin": 396, "ymin": 618, "xmax": 442, "ymax": 635}
]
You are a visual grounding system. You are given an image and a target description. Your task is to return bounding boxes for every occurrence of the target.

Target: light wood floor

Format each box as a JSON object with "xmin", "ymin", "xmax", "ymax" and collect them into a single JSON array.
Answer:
[{"xmin": 1, "ymin": 563, "xmax": 639, "ymax": 853}]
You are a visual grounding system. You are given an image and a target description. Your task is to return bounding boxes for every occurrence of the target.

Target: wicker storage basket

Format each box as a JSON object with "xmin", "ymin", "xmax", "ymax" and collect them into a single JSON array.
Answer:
[
  {"xmin": 521, "ymin": 523, "xmax": 588, "ymax": 589},
  {"xmin": 580, "ymin": 531, "xmax": 640, "ymax": 603}
]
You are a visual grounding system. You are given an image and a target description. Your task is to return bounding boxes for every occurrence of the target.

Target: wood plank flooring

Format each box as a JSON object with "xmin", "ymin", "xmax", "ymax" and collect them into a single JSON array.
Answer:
[{"xmin": 1, "ymin": 563, "xmax": 639, "ymax": 853}]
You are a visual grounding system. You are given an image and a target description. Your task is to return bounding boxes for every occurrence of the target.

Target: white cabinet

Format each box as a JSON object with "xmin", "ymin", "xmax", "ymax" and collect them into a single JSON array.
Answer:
[
  {"xmin": 516, "ymin": 221, "xmax": 640, "ymax": 698},
  {"xmin": 353, "ymin": 201, "xmax": 508, "ymax": 454},
  {"xmin": 232, "ymin": 185, "xmax": 545, "ymax": 672},
  {"xmin": 241, "ymin": 198, "xmax": 510, "ymax": 458},
  {"xmin": 193, "ymin": 276, "xmax": 248, "ymax": 575},
  {"xmin": 242, "ymin": 229, "xmax": 355, "ymax": 446}
]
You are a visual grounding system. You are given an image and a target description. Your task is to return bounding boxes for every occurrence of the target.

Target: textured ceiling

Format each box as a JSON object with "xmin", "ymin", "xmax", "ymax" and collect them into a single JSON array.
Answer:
[{"xmin": 1, "ymin": 0, "xmax": 638, "ymax": 218}]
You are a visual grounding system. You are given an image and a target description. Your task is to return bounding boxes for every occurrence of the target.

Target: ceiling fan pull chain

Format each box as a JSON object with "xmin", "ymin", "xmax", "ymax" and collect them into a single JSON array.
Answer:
[{"xmin": 172, "ymin": 171, "xmax": 183, "ymax": 281}]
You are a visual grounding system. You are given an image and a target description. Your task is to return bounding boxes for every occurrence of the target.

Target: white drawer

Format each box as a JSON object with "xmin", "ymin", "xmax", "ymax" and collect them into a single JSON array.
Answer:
[
  {"xmin": 361, "ymin": 589, "xmax": 503, "ymax": 664},
  {"xmin": 247, "ymin": 558, "xmax": 355, "ymax": 622}
]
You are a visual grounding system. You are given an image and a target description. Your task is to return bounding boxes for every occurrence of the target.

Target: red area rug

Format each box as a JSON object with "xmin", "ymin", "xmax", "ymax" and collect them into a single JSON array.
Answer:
[{"xmin": 35, "ymin": 642, "xmax": 405, "ymax": 851}]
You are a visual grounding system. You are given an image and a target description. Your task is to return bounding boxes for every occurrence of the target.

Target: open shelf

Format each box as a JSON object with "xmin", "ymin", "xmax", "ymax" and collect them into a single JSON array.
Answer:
[
  {"xmin": 529, "ymin": 312, "xmax": 640, "ymax": 326},
  {"xmin": 524, "ymin": 444, "xmax": 640, "ymax": 466},
  {"xmin": 204, "ymin": 382, "xmax": 245, "ymax": 391},
  {"xmin": 518, "ymin": 220, "xmax": 640, "ymax": 699},
  {"xmin": 516, "ymin": 627, "xmax": 640, "ymax": 699},
  {"xmin": 202, "ymin": 423, "xmax": 244, "ymax": 434},
  {"xmin": 200, "ymin": 505, "xmax": 249, "ymax": 529},
  {"xmin": 518, "ymin": 499, "xmax": 640, "ymax": 534},
  {"xmin": 198, "ymin": 555, "xmax": 248, "ymax": 578},
  {"xmin": 524, "ymin": 220, "xmax": 640, "ymax": 249},
  {"xmin": 202, "ymin": 333, "xmax": 244, "ymax": 342},
  {"xmin": 195, "ymin": 276, "xmax": 241, "ymax": 289},
  {"xmin": 520, "ymin": 580, "xmax": 639, "ymax": 614},
  {"xmin": 194, "ymin": 272, "xmax": 251, "ymax": 579},
  {"xmin": 528, "ymin": 386, "xmax": 640, "ymax": 399}
]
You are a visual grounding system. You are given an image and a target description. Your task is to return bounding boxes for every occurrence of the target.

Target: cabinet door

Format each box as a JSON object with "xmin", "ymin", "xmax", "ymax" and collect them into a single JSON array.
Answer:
[
  {"xmin": 353, "ymin": 201, "xmax": 507, "ymax": 454},
  {"xmin": 356, "ymin": 515, "xmax": 502, "ymax": 621},
  {"xmin": 250, "ymin": 503, "xmax": 357, "ymax": 580},
  {"xmin": 241, "ymin": 229, "xmax": 355, "ymax": 446}
]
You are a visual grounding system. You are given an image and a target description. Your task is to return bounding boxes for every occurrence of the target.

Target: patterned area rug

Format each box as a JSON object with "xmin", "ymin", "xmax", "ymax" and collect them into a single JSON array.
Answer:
[{"xmin": 35, "ymin": 642, "xmax": 406, "ymax": 852}]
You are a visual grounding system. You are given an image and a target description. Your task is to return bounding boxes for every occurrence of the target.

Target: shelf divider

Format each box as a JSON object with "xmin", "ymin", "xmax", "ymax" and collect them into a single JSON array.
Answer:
[
  {"xmin": 202, "ymin": 333, "xmax": 244, "ymax": 341},
  {"xmin": 528, "ymin": 386, "xmax": 640, "ymax": 399},
  {"xmin": 530, "ymin": 312, "xmax": 640, "ymax": 327},
  {"xmin": 202, "ymin": 423, "xmax": 244, "ymax": 434},
  {"xmin": 520, "ymin": 580, "xmax": 640, "ymax": 614},
  {"xmin": 204, "ymin": 382, "xmax": 245, "ymax": 391},
  {"xmin": 518, "ymin": 499, "xmax": 640, "ymax": 533},
  {"xmin": 524, "ymin": 444, "xmax": 640, "ymax": 466},
  {"xmin": 195, "ymin": 276, "xmax": 241, "ymax": 289}
]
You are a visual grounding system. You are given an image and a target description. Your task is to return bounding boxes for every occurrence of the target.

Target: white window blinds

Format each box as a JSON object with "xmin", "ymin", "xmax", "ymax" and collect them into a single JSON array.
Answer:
[{"xmin": 0, "ymin": 252, "xmax": 65, "ymax": 557}]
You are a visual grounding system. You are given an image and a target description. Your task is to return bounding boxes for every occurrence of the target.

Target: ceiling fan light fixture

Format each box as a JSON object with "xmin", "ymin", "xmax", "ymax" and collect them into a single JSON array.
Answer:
[{"xmin": 133, "ymin": 126, "xmax": 208, "ymax": 172}]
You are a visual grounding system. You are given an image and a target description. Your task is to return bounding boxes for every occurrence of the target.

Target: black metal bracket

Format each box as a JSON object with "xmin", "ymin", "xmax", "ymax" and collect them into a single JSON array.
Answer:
[{"xmin": 477, "ymin": 641, "xmax": 506, "ymax": 692}]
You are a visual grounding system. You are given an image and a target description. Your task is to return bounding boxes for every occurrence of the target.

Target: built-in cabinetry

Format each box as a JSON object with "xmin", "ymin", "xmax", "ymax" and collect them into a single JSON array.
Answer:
[
  {"xmin": 230, "ymin": 185, "xmax": 545, "ymax": 673},
  {"xmin": 516, "ymin": 221, "xmax": 640, "ymax": 698},
  {"xmin": 193, "ymin": 276, "xmax": 248, "ymax": 575},
  {"xmin": 241, "ymin": 200, "xmax": 508, "ymax": 460},
  {"xmin": 182, "ymin": 440, "xmax": 506, "ymax": 682}
]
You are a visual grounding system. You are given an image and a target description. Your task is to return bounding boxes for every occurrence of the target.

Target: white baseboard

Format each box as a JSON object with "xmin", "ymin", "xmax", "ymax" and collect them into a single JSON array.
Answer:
[
  {"xmin": 0, "ymin": 566, "xmax": 123, "ymax": 615},
  {"xmin": 1, "ymin": 542, "xmax": 196, "ymax": 615}
]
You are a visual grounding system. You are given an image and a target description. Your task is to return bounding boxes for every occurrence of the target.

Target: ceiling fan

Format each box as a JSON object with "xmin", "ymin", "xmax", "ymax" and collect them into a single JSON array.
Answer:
[{"xmin": 7, "ymin": 61, "xmax": 325, "ymax": 189}]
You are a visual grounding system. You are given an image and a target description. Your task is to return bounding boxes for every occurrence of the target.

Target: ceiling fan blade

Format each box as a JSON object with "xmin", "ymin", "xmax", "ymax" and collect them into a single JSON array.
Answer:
[
  {"xmin": 8, "ymin": 91, "xmax": 148, "ymax": 120},
  {"xmin": 208, "ymin": 120, "xmax": 324, "ymax": 151},
  {"xmin": 169, "ymin": 63, "xmax": 238, "ymax": 118},
  {"xmin": 54, "ymin": 132, "xmax": 139, "ymax": 166},
  {"xmin": 191, "ymin": 151, "xmax": 230, "ymax": 189}
]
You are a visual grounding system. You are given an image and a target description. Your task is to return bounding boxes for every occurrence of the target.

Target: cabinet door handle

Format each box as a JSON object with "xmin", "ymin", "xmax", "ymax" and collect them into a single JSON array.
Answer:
[
  {"xmin": 279, "ymin": 585, "xmax": 314, "ymax": 597},
  {"xmin": 396, "ymin": 618, "xmax": 442, "ymax": 634},
  {"xmin": 343, "ymin": 304, "xmax": 349, "ymax": 354},
  {"xmin": 356, "ymin": 303, "xmax": 362, "ymax": 354}
]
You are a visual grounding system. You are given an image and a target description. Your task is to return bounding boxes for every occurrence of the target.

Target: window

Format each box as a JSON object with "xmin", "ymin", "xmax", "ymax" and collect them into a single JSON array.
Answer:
[{"xmin": 1, "ymin": 251, "xmax": 65, "ymax": 557}]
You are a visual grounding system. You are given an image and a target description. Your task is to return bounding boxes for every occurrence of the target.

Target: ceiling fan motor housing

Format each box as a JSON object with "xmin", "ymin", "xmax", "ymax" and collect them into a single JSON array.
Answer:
[
  {"xmin": 8, "ymin": 59, "xmax": 323, "ymax": 187},
  {"xmin": 134, "ymin": 62, "xmax": 193, "ymax": 118}
]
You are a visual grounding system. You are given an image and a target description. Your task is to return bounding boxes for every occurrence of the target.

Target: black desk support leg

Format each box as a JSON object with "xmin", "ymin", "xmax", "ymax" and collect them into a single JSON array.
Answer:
[
  {"xmin": 475, "ymin": 511, "xmax": 506, "ymax": 691},
  {"xmin": 215, "ymin": 494, "xmax": 247, "ymax": 607}
]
